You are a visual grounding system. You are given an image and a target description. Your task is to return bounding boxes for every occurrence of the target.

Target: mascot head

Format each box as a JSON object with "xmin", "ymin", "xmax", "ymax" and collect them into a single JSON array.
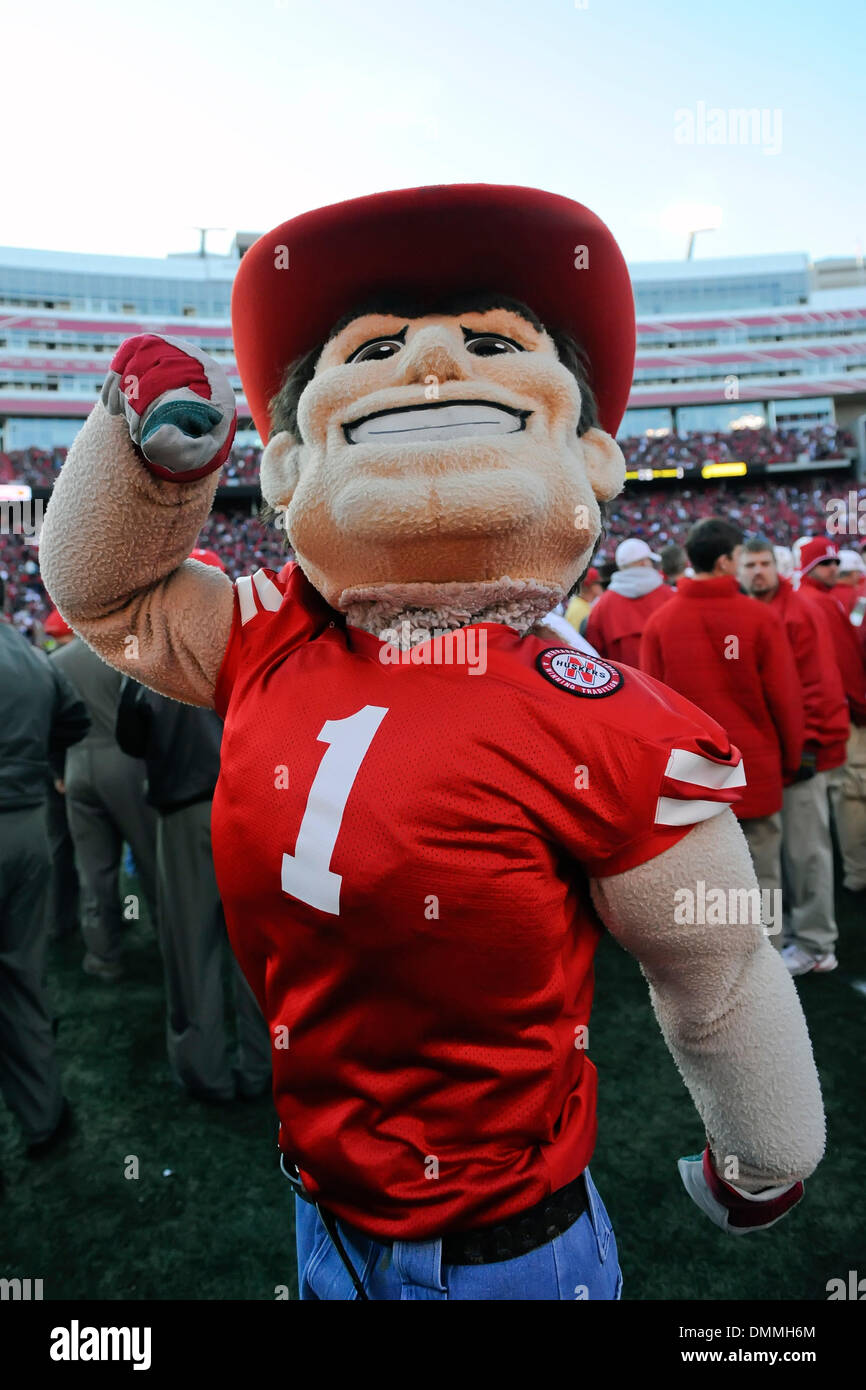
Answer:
[{"xmin": 232, "ymin": 185, "xmax": 635, "ymax": 635}]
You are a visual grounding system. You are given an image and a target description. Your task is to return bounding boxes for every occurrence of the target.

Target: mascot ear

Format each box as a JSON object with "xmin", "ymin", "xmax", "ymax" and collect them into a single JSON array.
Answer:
[
  {"xmin": 260, "ymin": 430, "xmax": 302, "ymax": 510},
  {"xmin": 580, "ymin": 427, "xmax": 626, "ymax": 503}
]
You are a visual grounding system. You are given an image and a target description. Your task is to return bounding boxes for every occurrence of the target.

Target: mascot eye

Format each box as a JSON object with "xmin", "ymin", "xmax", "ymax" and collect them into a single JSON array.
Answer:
[
  {"xmin": 464, "ymin": 334, "xmax": 524, "ymax": 357},
  {"xmin": 347, "ymin": 338, "xmax": 405, "ymax": 364}
]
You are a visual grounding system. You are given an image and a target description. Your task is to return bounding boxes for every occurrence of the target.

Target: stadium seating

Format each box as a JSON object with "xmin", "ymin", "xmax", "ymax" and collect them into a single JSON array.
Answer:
[
  {"xmin": 0, "ymin": 424, "xmax": 856, "ymax": 491},
  {"xmin": 0, "ymin": 426, "xmax": 862, "ymax": 636},
  {"xmin": 619, "ymin": 423, "xmax": 856, "ymax": 472}
]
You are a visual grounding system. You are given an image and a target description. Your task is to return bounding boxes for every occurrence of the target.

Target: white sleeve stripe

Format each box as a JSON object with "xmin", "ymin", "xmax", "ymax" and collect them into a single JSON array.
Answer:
[
  {"xmin": 237, "ymin": 575, "xmax": 257, "ymax": 626},
  {"xmin": 664, "ymin": 748, "xmax": 746, "ymax": 790},
  {"xmin": 655, "ymin": 796, "xmax": 731, "ymax": 826},
  {"xmin": 253, "ymin": 568, "xmax": 283, "ymax": 611}
]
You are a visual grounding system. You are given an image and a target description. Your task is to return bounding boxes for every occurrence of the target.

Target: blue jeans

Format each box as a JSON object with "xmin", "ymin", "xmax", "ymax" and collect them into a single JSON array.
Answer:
[{"xmin": 294, "ymin": 1167, "xmax": 623, "ymax": 1300}]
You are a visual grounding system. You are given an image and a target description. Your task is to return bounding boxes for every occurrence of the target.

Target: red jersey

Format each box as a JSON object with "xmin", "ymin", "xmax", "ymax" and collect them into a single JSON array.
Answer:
[{"xmin": 211, "ymin": 563, "xmax": 744, "ymax": 1239}]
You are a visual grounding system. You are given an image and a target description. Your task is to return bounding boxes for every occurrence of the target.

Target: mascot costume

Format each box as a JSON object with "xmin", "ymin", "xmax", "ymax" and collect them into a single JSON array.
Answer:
[{"xmin": 41, "ymin": 185, "xmax": 824, "ymax": 1301}]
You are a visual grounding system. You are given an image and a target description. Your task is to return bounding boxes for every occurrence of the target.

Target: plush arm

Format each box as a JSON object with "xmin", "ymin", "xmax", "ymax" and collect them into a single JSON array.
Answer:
[
  {"xmin": 39, "ymin": 343, "xmax": 236, "ymax": 709},
  {"xmin": 590, "ymin": 810, "xmax": 825, "ymax": 1192}
]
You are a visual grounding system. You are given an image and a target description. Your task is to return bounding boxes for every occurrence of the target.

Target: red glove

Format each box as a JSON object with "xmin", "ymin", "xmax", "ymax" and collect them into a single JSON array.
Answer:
[
  {"xmin": 101, "ymin": 334, "xmax": 236, "ymax": 482},
  {"xmin": 678, "ymin": 1146, "xmax": 804, "ymax": 1235}
]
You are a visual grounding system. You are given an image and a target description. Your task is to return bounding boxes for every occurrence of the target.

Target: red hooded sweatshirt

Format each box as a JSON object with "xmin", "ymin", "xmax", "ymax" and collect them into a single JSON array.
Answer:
[
  {"xmin": 833, "ymin": 572, "xmax": 866, "ymax": 616},
  {"xmin": 765, "ymin": 578, "xmax": 849, "ymax": 774},
  {"xmin": 799, "ymin": 576, "xmax": 866, "ymax": 726},
  {"xmin": 585, "ymin": 571, "xmax": 672, "ymax": 667},
  {"xmin": 640, "ymin": 574, "xmax": 804, "ymax": 819}
]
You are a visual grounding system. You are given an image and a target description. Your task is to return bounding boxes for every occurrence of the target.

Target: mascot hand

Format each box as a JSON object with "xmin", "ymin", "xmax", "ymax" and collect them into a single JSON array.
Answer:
[
  {"xmin": 101, "ymin": 334, "xmax": 237, "ymax": 481},
  {"xmin": 678, "ymin": 1147, "xmax": 804, "ymax": 1235}
]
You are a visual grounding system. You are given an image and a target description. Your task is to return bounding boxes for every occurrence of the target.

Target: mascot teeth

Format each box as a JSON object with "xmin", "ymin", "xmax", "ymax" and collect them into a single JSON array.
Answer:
[{"xmin": 344, "ymin": 400, "xmax": 528, "ymax": 445}]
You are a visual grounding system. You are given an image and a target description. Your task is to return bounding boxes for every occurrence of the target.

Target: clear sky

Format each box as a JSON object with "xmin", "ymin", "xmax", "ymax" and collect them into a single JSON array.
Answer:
[{"xmin": 4, "ymin": 0, "xmax": 864, "ymax": 265}]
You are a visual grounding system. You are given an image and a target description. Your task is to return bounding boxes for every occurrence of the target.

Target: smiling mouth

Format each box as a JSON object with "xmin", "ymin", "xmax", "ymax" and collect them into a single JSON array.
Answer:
[{"xmin": 343, "ymin": 399, "xmax": 530, "ymax": 445}]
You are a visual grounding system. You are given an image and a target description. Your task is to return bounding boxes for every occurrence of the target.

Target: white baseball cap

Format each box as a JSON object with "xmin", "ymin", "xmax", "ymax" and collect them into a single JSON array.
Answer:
[
  {"xmin": 615, "ymin": 538, "xmax": 660, "ymax": 567},
  {"xmin": 837, "ymin": 548, "xmax": 866, "ymax": 574}
]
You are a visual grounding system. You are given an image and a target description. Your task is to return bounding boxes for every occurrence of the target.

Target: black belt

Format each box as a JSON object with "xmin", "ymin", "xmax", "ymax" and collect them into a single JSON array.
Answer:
[
  {"xmin": 281, "ymin": 1153, "xmax": 589, "ymax": 1267},
  {"xmin": 443, "ymin": 1171, "xmax": 589, "ymax": 1265}
]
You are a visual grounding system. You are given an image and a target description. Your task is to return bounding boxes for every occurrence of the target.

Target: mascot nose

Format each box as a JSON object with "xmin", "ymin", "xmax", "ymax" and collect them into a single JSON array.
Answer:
[{"xmin": 396, "ymin": 330, "xmax": 470, "ymax": 386}]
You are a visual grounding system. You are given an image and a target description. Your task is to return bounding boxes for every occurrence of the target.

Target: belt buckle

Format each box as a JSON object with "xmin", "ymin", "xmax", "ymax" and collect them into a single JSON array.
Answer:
[{"xmin": 279, "ymin": 1151, "xmax": 317, "ymax": 1204}]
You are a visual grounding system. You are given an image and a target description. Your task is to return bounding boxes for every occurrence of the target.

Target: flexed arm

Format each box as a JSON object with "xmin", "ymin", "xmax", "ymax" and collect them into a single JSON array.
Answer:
[
  {"xmin": 40, "ymin": 336, "xmax": 238, "ymax": 707},
  {"xmin": 591, "ymin": 810, "xmax": 825, "ymax": 1229}
]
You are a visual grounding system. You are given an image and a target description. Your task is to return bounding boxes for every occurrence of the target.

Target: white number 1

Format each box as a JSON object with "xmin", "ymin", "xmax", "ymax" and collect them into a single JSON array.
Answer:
[{"xmin": 280, "ymin": 704, "xmax": 389, "ymax": 915}]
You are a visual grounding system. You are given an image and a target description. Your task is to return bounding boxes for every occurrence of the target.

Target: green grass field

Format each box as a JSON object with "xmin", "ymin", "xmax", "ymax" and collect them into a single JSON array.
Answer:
[{"xmin": 1, "ymin": 869, "xmax": 863, "ymax": 1301}]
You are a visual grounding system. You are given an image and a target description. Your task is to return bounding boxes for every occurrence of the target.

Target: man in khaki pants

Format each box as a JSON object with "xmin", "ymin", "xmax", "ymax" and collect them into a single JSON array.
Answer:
[
  {"xmin": 115, "ymin": 549, "xmax": 271, "ymax": 1103},
  {"xmin": 740, "ymin": 539, "xmax": 849, "ymax": 974},
  {"xmin": 798, "ymin": 538, "xmax": 866, "ymax": 900},
  {"xmin": 51, "ymin": 635, "xmax": 158, "ymax": 979}
]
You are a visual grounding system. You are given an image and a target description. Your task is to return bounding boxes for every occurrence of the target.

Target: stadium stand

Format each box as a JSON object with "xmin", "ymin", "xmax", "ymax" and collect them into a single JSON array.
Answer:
[
  {"xmin": 0, "ymin": 424, "xmax": 857, "ymax": 491},
  {"xmin": 3, "ymin": 477, "xmax": 864, "ymax": 638},
  {"xmin": 619, "ymin": 423, "xmax": 856, "ymax": 471},
  {"xmin": 1, "ymin": 427, "xmax": 863, "ymax": 637}
]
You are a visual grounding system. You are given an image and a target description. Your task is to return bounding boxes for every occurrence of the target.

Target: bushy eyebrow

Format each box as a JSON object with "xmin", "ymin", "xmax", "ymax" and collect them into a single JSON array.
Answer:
[
  {"xmin": 345, "ymin": 325, "xmax": 409, "ymax": 360},
  {"xmin": 460, "ymin": 326, "xmax": 529, "ymax": 350}
]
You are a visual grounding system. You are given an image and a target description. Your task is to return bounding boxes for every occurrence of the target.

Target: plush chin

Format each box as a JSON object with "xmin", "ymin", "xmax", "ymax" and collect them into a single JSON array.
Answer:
[{"xmin": 338, "ymin": 577, "xmax": 567, "ymax": 643}]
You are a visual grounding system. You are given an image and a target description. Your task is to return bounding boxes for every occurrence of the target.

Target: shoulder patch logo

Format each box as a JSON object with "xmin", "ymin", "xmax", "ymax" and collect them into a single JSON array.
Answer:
[{"xmin": 536, "ymin": 647, "xmax": 624, "ymax": 698}]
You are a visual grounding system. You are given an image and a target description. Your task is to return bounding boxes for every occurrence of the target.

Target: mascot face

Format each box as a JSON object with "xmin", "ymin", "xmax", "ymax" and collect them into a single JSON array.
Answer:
[{"xmin": 261, "ymin": 305, "xmax": 625, "ymax": 615}]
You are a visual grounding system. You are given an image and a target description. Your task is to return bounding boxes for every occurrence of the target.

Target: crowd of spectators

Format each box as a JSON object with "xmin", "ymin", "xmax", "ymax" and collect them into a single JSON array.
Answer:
[
  {"xmin": 596, "ymin": 479, "xmax": 856, "ymax": 561},
  {"xmin": 5, "ymin": 474, "xmax": 864, "ymax": 639},
  {"xmin": 1, "ymin": 415, "xmax": 863, "ymax": 640},
  {"xmin": 1, "ymin": 424, "xmax": 856, "ymax": 492},
  {"xmin": 0, "ymin": 529, "xmax": 45, "ymax": 641},
  {"xmin": 620, "ymin": 423, "xmax": 856, "ymax": 472},
  {"xmin": 0, "ymin": 446, "xmax": 65, "ymax": 488},
  {"xmin": 195, "ymin": 509, "xmax": 288, "ymax": 574}
]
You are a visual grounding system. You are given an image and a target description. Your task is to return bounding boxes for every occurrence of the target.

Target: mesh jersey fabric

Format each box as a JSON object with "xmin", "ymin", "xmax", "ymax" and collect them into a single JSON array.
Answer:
[{"xmin": 210, "ymin": 562, "xmax": 744, "ymax": 1239}]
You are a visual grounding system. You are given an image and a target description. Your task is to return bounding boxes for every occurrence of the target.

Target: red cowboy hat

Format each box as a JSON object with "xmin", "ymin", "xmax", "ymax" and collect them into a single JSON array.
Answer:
[{"xmin": 231, "ymin": 184, "xmax": 635, "ymax": 443}]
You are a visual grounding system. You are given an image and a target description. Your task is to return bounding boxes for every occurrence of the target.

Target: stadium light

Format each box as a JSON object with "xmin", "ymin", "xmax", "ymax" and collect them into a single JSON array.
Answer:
[
  {"xmin": 701, "ymin": 462, "xmax": 747, "ymax": 479},
  {"xmin": 686, "ymin": 226, "xmax": 717, "ymax": 260},
  {"xmin": 659, "ymin": 202, "xmax": 722, "ymax": 259}
]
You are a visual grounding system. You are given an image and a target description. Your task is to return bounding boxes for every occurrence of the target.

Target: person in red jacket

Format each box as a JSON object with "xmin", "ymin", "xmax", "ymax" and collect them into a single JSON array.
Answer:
[
  {"xmin": 739, "ymin": 538, "xmax": 848, "ymax": 974},
  {"xmin": 585, "ymin": 537, "xmax": 672, "ymax": 666},
  {"xmin": 797, "ymin": 537, "xmax": 866, "ymax": 893},
  {"xmin": 835, "ymin": 549, "xmax": 866, "ymax": 616},
  {"xmin": 641, "ymin": 518, "xmax": 804, "ymax": 937}
]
